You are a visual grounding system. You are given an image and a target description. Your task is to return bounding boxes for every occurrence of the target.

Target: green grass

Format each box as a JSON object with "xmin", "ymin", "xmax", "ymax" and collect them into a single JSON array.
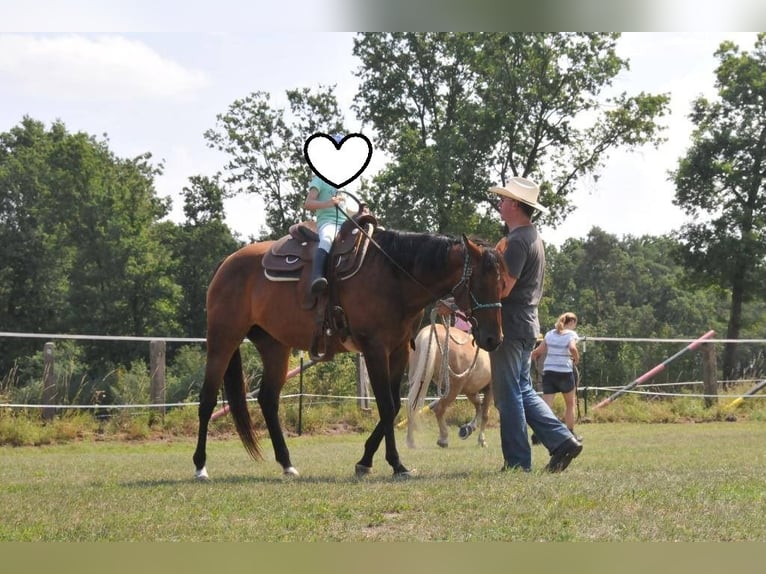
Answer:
[{"xmin": 1, "ymin": 419, "xmax": 765, "ymax": 541}]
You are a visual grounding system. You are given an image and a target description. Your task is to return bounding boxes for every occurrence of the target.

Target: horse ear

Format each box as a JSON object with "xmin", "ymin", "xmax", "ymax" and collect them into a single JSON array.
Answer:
[{"xmin": 462, "ymin": 234, "xmax": 479, "ymax": 254}]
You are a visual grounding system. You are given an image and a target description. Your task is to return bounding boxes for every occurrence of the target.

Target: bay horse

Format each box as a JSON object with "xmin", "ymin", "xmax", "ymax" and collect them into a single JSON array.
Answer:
[
  {"xmin": 193, "ymin": 226, "xmax": 506, "ymax": 480},
  {"xmin": 405, "ymin": 317, "xmax": 493, "ymax": 449}
]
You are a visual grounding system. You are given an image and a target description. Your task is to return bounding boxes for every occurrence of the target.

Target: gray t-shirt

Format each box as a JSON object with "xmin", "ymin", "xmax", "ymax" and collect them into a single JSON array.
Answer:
[{"xmin": 500, "ymin": 224, "xmax": 545, "ymax": 339}]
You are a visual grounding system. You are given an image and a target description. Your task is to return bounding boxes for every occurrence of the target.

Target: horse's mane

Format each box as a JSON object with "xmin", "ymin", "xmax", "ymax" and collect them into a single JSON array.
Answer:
[
  {"xmin": 372, "ymin": 229, "xmax": 460, "ymax": 276},
  {"xmin": 371, "ymin": 229, "xmax": 506, "ymax": 278}
]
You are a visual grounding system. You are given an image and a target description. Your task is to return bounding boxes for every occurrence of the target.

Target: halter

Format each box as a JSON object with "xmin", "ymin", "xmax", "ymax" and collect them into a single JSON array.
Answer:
[{"xmin": 449, "ymin": 238, "xmax": 502, "ymax": 328}]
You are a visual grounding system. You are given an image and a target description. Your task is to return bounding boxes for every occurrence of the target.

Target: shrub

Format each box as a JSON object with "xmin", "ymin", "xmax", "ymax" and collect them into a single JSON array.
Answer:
[
  {"xmin": 51, "ymin": 411, "xmax": 99, "ymax": 441},
  {"xmin": 163, "ymin": 404, "xmax": 200, "ymax": 435},
  {"xmin": 165, "ymin": 345, "xmax": 207, "ymax": 404},
  {"xmin": 0, "ymin": 411, "xmax": 54, "ymax": 446},
  {"xmin": 109, "ymin": 360, "xmax": 151, "ymax": 406},
  {"xmin": 104, "ymin": 411, "xmax": 152, "ymax": 440}
]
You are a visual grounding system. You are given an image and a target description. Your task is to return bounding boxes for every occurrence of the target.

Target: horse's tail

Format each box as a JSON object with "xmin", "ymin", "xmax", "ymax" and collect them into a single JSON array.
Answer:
[
  {"xmin": 223, "ymin": 347, "xmax": 261, "ymax": 460},
  {"xmin": 407, "ymin": 327, "xmax": 440, "ymax": 419}
]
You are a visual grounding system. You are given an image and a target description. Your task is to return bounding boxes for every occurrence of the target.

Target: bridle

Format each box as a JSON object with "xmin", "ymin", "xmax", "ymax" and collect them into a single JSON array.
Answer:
[
  {"xmin": 448, "ymin": 238, "xmax": 502, "ymax": 330},
  {"xmin": 334, "ymin": 209, "xmax": 501, "ymax": 325}
]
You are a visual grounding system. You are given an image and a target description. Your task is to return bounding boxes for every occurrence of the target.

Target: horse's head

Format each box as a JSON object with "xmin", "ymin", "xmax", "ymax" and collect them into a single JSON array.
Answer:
[{"xmin": 449, "ymin": 235, "xmax": 505, "ymax": 352}]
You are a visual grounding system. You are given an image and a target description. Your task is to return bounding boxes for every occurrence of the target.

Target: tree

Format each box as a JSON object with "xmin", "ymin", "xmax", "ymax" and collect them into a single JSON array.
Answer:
[
  {"xmin": 353, "ymin": 33, "xmax": 496, "ymax": 236},
  {"xmin": 0, "ymin": 118, "xmax": 72, "ymax": 340},
  {"xmin": 544, "ymin": 228, "xmax": 730, "ymax": 388},
  {"xmin": 0, "ymin": 117, "xmax": 181, "ymax": 373},
  {"xmin": 162, "ymin": 175, "xmax": 242, "ymax": 339},
  {"xmin": 204, "ymin": 87, "xmax": 346, "ymax": 239},
  {"xmin": 352, "ymin": 33, "xmax": 670, "ymax": 237},
  {"xmin": 672, "ymin": 34, "xmax": 766, "ymax": 380}
]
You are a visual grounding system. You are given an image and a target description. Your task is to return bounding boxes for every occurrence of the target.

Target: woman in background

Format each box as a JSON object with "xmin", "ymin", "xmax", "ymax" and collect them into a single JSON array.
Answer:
[{"xmin": 531, "ymin": 312, "xmax": 581, "ymax": 440}]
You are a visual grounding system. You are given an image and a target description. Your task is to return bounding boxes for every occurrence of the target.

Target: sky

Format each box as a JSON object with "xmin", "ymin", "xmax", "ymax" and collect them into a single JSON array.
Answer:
[{"xmin": 0, "ymin": 24, "xmax": 760, "ymax": 246}]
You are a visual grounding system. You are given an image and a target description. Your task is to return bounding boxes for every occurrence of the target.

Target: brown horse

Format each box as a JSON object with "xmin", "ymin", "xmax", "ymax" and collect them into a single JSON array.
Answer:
[
  {"xmin": 193, "ymin": 227, "xmax": 506, "ymax": 480},
  {"xmin": 405, "ymin": 318, "xmax": 493, "ymax": 449}
]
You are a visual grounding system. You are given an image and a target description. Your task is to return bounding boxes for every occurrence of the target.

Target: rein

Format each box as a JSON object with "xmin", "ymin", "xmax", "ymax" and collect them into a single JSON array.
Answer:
[{"xmin": 336, "ymin": 204, "xmax": 500, "ymax": 322}]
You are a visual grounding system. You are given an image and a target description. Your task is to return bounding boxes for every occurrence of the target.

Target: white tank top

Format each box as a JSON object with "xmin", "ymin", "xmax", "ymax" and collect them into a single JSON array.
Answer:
[{"xmin": 542, "ymin": 329, "xmax": 579, "ymax": 372}]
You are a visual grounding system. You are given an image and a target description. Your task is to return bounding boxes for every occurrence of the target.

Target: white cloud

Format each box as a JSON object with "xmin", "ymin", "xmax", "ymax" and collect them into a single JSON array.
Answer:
[
  {"xmin": 0, "ymin": 0, "xmax": 348, "ymax": 32},
  {"xmin": 543, "ymin": 33, "xmax": 760, "ymax": 247},
  {"xmin": 646, "ymin": 0, "xmax": 765, "ymax": 30},
  {"xmin": 0, "ymin": 34, "xmax": 208, "ymax": 101}
]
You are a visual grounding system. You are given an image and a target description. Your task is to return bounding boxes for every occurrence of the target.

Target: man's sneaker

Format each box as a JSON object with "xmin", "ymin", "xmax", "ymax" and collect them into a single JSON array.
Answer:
[{"xmin": 546, "ymin": 437, "xmax": 583, "ymax": 473}]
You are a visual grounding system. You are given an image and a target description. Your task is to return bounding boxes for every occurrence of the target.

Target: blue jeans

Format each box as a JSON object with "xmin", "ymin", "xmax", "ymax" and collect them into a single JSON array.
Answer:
[{"xmin": 490, "ymin": 338, "xmax": 573, "ymax": 470}]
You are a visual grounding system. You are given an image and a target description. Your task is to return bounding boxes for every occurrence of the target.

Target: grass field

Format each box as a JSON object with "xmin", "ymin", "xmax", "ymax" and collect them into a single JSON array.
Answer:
[{"xmin": 1, "ymin": 419, "xmax": 765, "ymax": 541}]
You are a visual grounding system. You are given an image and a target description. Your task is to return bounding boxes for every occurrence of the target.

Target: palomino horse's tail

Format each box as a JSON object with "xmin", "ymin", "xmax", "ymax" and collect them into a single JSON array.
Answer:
[
  {"xmin": 223, "ymin": 347, "xmax": 261, "ymax": 460},
  {"xmin": 407, "ymin": 326, "xmax": 441, "ymax": 423}
]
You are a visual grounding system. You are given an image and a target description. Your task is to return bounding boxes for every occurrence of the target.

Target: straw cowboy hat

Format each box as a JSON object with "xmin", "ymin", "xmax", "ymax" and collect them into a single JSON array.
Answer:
[{"xmin": 489, "ymin": 176, "xmax": 549, "ymax": 214}]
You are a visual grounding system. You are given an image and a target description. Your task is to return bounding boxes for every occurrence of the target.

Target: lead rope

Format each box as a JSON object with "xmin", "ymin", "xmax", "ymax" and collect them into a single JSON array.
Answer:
[
  {"xmin": 430, "ymin": 307, "xmax": 482, "ymax": 382},
  {"xmin": 427, "ymin": 307, "xmax": 449, "ymax": 399},
  {"xmin": 440, "ymin": 314, "xmax": 450, "ymax": 399}
]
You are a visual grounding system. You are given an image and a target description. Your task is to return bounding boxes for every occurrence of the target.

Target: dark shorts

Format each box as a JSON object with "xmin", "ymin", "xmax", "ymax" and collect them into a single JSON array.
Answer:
[{"xmin": 542, "ymin": 370, "xmax": 575, "ymax": 394}]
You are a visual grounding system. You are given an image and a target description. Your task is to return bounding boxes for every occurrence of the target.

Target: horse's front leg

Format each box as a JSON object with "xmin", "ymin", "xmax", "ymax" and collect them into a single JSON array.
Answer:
[
  {"xmin": 356, "ymin": 345, "xmax": 412, "ymax": 478},
  {"xmin": 405, "ymin": 414, "xmax": 417, "ymax": 449},
  {"xmin": 432, "ymin": 400, "xmax": 450, "ymax": 448},
  {"xmin": 478, "ymin": 388, "xmax": 491, "ymax": 448},
  {"xmin": 459, "ymin": 392, "xmax": 482, "ymax": 444},
  {"xmin": 384, "ymin": 344, "xmax": 412, "ymax": 476}
]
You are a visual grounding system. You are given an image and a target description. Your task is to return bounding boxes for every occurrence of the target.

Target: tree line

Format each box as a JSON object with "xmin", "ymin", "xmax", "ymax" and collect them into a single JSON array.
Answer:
[{"xmin": 1, "ymin": 33, "xmax": 764, "ymax": 405}]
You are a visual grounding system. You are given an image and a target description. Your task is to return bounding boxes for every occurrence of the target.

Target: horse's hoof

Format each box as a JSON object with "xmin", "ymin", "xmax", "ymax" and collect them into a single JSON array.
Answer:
[
  {"xmin": 283, "ymin": 466, "xmax": 300, "ymax": 477},
  {"xmin": 393, "ymin": 468, "xmax": 417, "ymax": 480},
  {"xmin": 405, "ymin": 439, "xmax": 416, "ymax": 449},
  {"xmin": 459, "ymin": 425, "xmax": 474, "ymax": 439},
  {"xmin": 437, "ymin": 440, "xmax": 449, "ymax": 448},
  {"xmin": 479, "ymin": 440, "xmax": 488, "ymax": 448},
  {"xmin": 195, "ymin": 467, "xmax": 209, "ymax": 481},
  {"xmin": 355, "ymin": 464, "xmax": 373, "ymax": 478}
]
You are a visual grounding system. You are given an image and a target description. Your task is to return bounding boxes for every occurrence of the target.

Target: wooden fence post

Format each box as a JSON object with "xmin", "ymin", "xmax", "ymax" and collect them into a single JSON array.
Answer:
[
  {"xmin": 532, "ymin": 353, "xmax": 544, "ymax": 393},
  {"xmin": 356, "ymin": 354, "xmax": 370, "ymax": 411},
  {"xmin": 42, "ymin": 342, "xmax": 56, "ymax": 421},
  {"xmin": 702, "ymin": 342, "xmax": 718, "ymax": 408},
  {"xmin": 150, "ymin": 340, "xmax": 166, "ymax": 418}
]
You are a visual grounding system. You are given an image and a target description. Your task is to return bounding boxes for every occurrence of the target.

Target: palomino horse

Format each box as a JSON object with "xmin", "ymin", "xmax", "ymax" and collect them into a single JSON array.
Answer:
[
  {"xmin": 193, "ymin": 226, "xmax": 506, "ymax": 480},
  {"xmin": 405, "ymin": 317, "xmax": 492, "ymax": 449}
]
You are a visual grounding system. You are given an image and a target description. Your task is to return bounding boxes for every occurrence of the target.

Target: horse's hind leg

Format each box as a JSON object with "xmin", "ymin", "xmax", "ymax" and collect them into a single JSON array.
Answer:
[
  {"xmin": 193, "ymin": 350, "xmax": 232, "ymax": 480},
  {"xmin": 253, "ymin": 333, "xmax": 297, "ymax": 476},
  {"xmin": 193, "ymin": 391, "xmax": 215, "ymax": 480}
]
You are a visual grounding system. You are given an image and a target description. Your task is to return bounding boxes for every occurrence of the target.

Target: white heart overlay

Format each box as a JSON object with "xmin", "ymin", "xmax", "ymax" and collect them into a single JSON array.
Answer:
[{"xmin": 304, "ymin": 133, "xmax": 372, "ymax": 188}]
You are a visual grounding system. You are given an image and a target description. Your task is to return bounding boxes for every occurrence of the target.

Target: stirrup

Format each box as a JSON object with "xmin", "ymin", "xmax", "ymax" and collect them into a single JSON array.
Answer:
[
  {"xmin": 309, "ymin": 341, "xmax": 325, "ymax": 361},
  {"xmin": 310, "ymin": 277, "xmax": 328, "ymax": 295}
]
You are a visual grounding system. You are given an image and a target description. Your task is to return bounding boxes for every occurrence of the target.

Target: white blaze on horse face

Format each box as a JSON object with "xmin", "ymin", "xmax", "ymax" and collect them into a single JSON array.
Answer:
[{"xmin": 303, "ymin": 133, "xmax": 373, "ymax": 188}]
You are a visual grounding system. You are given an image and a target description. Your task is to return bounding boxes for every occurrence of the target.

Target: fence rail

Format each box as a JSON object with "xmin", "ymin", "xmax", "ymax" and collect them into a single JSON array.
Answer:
[{"xmin": 2, "ymin": 331, "xmax": 766, "ymax": 418}]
